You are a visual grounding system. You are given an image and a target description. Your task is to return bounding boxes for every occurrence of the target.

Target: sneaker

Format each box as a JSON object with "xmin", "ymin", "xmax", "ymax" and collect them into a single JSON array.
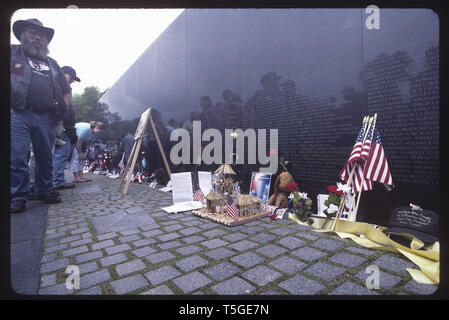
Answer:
[
  {"xmin": 37, "ymin": 190, "xmax": 61, "ymax": 204},
  {"xmin": 11, "ymin": 199, "xmax": 26, "ymax": 213}
]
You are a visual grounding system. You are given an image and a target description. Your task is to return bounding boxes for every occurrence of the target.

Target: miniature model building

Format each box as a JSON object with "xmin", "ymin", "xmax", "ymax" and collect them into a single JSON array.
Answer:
[
  {"xmin": 214, "ymin": 164, "xmax": 236, "ymax": 194},
  {"xmin": 234, "ymin": 194, "xmax": 263, "ymax": 217},
  {"xmin": 205, "ymin": 190, "xmax": 225, "ymax": 213}
]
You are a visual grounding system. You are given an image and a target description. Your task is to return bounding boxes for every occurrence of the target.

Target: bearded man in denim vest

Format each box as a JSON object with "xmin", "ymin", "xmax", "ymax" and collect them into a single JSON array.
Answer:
[{"xmin": 11, "ymin": 19, "xmax": 72, "ymax": 213}]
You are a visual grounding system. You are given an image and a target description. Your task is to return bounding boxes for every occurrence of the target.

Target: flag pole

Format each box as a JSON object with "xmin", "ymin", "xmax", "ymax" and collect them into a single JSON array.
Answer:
[
  {"xmin": 331, "ymin": 116, "xmax": 368, "ymax": 230},
  {"xmin": 352, "ymin": 113, "xmax": 377, "ymax": 222},
  {"xmin": 331, "ymin": 115, "xmax": 372, "ymax": 231},
  {"xmin": 347, "ymin": 191, "xmax": 357, "ymax": 220}
]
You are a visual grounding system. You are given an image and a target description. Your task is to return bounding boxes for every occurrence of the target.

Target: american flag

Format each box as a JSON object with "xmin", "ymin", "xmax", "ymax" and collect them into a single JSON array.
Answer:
[
  {"xmin": 352, "ymin": 162, "xmax": 373, "ymax": 193},
  {"xmin": 134, "ymin": 172, "xmax": 144, "ymax": 184},
  {"xmin": 89, "ymin": 161, "xmax": 96, "ymax": 171},
  {"xmin": 340, "ymin": 123, "xmax": 365, "ymax": 181},
  {"xmin": 340, "ymin": 121, "xmax": 373, "ymax": 193},
  {"xmin": 99, "ymin": 153, "xmax": 106, "ymax": 169},
  {"xmin": 363, "ymin": 127, "xmax": 394, "ymax": 191},
  {"xmin": 118, "ymin": 153, "xmax": 125, "ymax": 174},
  {"xmin": 193, "ymin": 187, "xmax": 205, "ymax": 202},
  {"xmin": 361, "ymin": 120, "xmax": 375, "ymax": 161},
  {"xmin": 226, "ymin": 194, "xmax": 238, "ymax": 220}
]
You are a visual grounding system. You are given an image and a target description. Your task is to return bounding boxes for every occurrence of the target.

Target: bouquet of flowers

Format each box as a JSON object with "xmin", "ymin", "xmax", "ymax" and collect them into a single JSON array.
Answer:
[
  {"xmin": 284, "ymin": 182, "xmax": 313, "ymax": 225},
  {"xmin": 323, "ymin": 185, "xmax": 343, "ymax": 219}
]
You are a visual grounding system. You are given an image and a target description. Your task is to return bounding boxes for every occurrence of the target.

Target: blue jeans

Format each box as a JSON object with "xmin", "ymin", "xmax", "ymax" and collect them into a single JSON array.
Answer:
[
  {"xmin": 52, "ymin": 132, "xmax": 71, "ymax": 188},
  {"xmin": 11, "ymin": 109, "xmax": 56, "ymax": 201}
]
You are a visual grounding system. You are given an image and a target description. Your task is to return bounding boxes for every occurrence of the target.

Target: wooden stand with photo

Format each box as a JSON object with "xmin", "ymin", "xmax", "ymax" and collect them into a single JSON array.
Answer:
[{"xmin": 118, "ymin": 107, "xmax": 172, "ymax": 194}]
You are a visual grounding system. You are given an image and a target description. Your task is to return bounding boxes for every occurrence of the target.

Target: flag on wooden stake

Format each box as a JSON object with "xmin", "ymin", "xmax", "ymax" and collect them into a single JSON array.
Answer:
[
  {"xmin": 340, "ymin": 122, "xmax": 366, "ymax": 182},
  {"xmin": 363, "ymin": 127, "xmax": 394, "ymax": 191},
  {"xmin": 226, "ymin": 194, "xmax": 238, "ymax": 220},
  {"xmin": 340, "ymin": 121, "xmax": 373, "ymax": 192},
  {"xmin": 118, "ymin": 153, "xmax": 125, "ymax": 174},
  {"xmin": 193, "ymin": 186, "xmax": 205, "ymax": 202}
]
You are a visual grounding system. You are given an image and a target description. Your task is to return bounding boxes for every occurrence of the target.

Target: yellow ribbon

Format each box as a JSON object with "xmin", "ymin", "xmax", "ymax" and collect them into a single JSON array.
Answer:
[{"xmin": 288, "ymin": 214, "xmax": 439, "ymax": 284}]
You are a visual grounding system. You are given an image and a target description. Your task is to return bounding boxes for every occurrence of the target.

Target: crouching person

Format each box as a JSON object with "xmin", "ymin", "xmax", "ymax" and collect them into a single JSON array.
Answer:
[{"xmin": 70, "ymin": 121, "xmax": 105, "ymax": 182}]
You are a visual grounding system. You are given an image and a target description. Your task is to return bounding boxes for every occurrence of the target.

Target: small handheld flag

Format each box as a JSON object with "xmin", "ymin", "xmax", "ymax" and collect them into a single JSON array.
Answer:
[
  {"xmin": 193, "ymin": 186, "xmax": 205, "ymax": 202},
  {"xmin": 226, "ymin": 194, "xmax": 238, "ymax": 220},
  {"xmin": 118, "ymin": 152, "xmax": 125, "ymax": 174},
  {"xmin": 363, "ymin": 127, "xmax": 394, "ymax": 191}
]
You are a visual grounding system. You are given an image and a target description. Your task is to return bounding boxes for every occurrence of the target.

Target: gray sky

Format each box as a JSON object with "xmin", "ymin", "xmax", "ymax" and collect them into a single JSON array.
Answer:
[{"xmin": 10, "ymin": 8, "xmax": 184, "ymax": 95}]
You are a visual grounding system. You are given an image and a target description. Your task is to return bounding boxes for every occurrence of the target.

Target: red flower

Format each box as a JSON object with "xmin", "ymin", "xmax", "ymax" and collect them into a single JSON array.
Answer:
[
  {"xmin": 285, "ymin": 181, "xmax": 298, "ymax": 193},
  {"xmin": 327, "ymin": 185, "xmax": 343, "ymax": 195},
  {"xmin": 269, "ymin": 213, "xmax": 277, "ymax": 220}
]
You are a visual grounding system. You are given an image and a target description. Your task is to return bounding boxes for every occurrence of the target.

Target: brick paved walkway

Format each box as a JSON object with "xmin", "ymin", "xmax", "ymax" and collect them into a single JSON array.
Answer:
[{"xmin": 35, "ymin": 172, "xmax": 438, "ymax": 295}]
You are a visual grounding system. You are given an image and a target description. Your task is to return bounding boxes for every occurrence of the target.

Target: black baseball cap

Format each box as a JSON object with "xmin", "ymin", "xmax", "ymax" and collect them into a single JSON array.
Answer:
[
  {"xmin": 61, "ymin": 66, "xmax": 81, "ymax": 82},
  {"xmin": 385, "ymin": 207, "xmax": 439, "ymax": 244}
]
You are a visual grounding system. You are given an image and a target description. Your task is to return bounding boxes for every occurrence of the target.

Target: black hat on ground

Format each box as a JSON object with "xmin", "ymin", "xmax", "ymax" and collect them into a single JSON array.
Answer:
[
  {"xmin": 61, "ymin": 66, "xmax": 81, "ymax": 82},
  {"xmin": 385, "ymin": 206, "xmax": 439, "ymax": 244},
  {"xmin": 13, "ymin": 18, "xmax": 54, "ymax": 42}
]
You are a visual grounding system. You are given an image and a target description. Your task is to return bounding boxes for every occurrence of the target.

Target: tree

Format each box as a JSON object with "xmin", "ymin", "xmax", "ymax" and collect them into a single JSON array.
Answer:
[
  {"xmin": 72, "ymin": 86, "xmax": 147, "ymax": 140},
  {"xmin": 72, "ymin": 86, "xmax": 114, "ymax": 124},
  {"xmin": 72, "ymin": 86, "xmax": 124, "ymax": 139}
]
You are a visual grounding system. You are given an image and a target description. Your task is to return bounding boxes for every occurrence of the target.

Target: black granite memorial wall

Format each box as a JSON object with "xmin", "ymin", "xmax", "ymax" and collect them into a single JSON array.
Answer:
[{"xmin": 99, "ymin": 9, "xmax": 439, "ymax": 225}]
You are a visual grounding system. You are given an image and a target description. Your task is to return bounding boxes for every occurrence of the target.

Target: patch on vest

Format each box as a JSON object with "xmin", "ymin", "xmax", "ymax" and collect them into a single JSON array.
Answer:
[{"xmin": 11, "ymin": 60, "xmax": 24, "ymax": 75}]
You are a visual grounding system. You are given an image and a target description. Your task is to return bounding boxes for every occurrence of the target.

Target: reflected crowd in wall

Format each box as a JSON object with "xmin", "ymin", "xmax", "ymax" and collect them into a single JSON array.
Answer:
[{"xmin": 132, "ymin": 45, "xmax": 439, "ymax": 223}]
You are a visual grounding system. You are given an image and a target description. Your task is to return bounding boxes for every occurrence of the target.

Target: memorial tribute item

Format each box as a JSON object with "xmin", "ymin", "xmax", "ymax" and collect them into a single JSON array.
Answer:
[
  {"xmin": 250, "ymin": 172, "xmax": 272, "ymax": 204},
  {"xmin": 334, "ymin": 115, "xmax": 372, "ymax": 229},
  {"xmin": 332, "ymin": 114, "xmax": 394, "ymax": 230},
  {"xmin": 205, "ymin": 190, "xmax": 225, "ymax": 213},
  {"xmin": 268, "ymin": 172, "xmax": 293, "ymax": 208},
  {"xmin": 194, "ymin": 189, "xmax": 269, "ymax": 226},
  {"xmin": 323, "ymin": 185, "xmax": 343, "ymax": 219},
  {"xmin": 214, "ymin": 164, "xmax": 236, "ymax": 194},
  {"xmin": 171, "ymin": 172, "xmax": 193, "ymax": 203},
  {"xmin": 288, "ymin": 191, "xmax": 313, "ymax": 225},
  {"xmin": 198, "ymin": 171, "xmax": 213, "ymax": 195},
  {"xmin": 193, "ymin": 185, "xmax": 205, "ymax": 202},
  {"xmin": 385, "ymin": 205, "xmax": 439, "ymax": 244},
  {"xmin": 233, "ymin": 194, "xmax": 263, "ymax": 217},
  {"xmin": 117, "ymin": 152, "xmax": 125, "ymax": 174},
  {"xmin": 226, "ymin": 194, "xmax": 238, "ymax": 219},
  {"xmin": 118, "ymin": 108, "xmax": 172, "ymax": 194},
  {"xmin": 161, "ymin": 172, "xmax": 203, "ymax": 213},
  {"xmin": 100, "ymin": 9, "xmax": 439, "ymax": 226}
]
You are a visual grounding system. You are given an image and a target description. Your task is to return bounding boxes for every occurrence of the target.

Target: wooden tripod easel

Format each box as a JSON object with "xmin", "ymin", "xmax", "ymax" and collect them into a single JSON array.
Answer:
[{"xmin": 118, "ymin": 107, "xmax": 172, "ymax": 195}]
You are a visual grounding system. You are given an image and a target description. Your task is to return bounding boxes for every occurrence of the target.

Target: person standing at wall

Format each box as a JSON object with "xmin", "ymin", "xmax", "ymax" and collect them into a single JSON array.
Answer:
[
  {"xmin": 52, "ymin": 66, "xmax": 81, "ymax": 190},
  {"xmin": 11, "ymin": 19, "xmax": 72, "ymax": 213}
]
